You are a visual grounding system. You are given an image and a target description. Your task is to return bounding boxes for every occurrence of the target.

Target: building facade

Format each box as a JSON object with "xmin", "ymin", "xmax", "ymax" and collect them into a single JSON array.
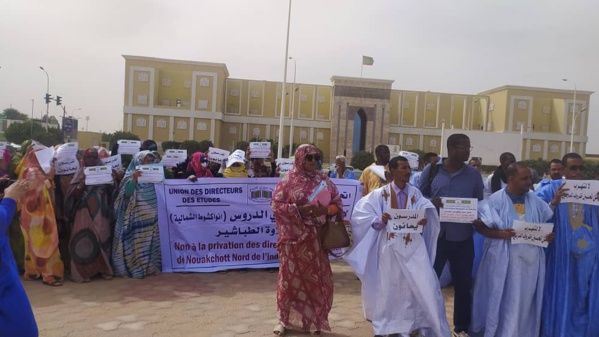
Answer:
[{"xmin": 122, "ymin": 55, "xmax": 593, "ymax": 165}]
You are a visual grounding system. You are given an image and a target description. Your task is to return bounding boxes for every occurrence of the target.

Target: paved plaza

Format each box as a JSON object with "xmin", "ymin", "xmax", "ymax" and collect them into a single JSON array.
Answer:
[{"xmin": 26, "ymin": 260, "xmax": 454, "ymax": 337}]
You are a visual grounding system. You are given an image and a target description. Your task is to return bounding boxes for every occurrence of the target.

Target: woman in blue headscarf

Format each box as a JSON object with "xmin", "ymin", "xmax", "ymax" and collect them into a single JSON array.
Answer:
[{"xmin": 111, "ymin": 151, "xmax": 161, "ymax": 279}]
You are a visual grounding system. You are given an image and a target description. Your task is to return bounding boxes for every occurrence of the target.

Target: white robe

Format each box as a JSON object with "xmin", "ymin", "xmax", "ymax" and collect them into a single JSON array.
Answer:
[
  {"xmin": 345, "ymin": 184, "xmax": 451, "ymax": 336},
  {"xmin": 472, "ymin": 190, "xmax": 553, "ymax": 337}
]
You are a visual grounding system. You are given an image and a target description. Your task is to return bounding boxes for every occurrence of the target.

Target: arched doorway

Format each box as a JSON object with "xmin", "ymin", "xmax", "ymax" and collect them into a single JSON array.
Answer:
[{"xmin": 352, "ymin": 108, "xmax": 367, "ymax": 154}]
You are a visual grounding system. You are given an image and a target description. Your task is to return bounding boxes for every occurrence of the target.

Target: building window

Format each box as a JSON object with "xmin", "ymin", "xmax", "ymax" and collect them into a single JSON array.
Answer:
[
  {"xmin": 199, "ymin": 77, "xmax": 210, "ymax": 87},
  {"xmin": 198, "ymin": 100, "xmax": 209, "ymax": 109},
  {"xmin": 161, "ymin": 79, "xmax": 172, "ymax": 87},
  {"xmin": 317, "ymin": 131, "xmax": 324, "ymax": 141},
  {"xmin": 177, "ymin": 121, "xmax": 187, "ymax": 130},
  {"xmin": 137, "ymin": 72, "xmax": 149, "ymax": 82},
  {"xmin": 253, "ymin": 127, "xmax": 261, "ymax": 137},
  {"xmin": 136, "ymin": 118, "xmax": 147, "ymax": 127},
  {"xmin": 229, "ymin": 127, "xmax": 237, "ymax": 134},
  {"xmin": 430, "ymin": 139, "xmax": 437, "ymax": 148},
  {"xmin": 196, "ymin": 122, "xmax": 207, "ymax": 131},
  {"xmin": 156, "ymin": 119, "xmax": 167, "ymax": 128},
  {"xmin": 532, "ymin": 144, "xmax": 541, "ymax": 152},
  {"xmin": 137, "ymin": 95, "xmax": 148, "ymax": 105},
  {"xmin": 550, "ymin": 145, "xmax": 559, "ymax": 153},
  {"xmin": 389, "ymin": 136, "xmax": 397, "ymax": 145},
  {"xmin": 406, "ymin": 137, "xmax": 413, "ymax": 146}
]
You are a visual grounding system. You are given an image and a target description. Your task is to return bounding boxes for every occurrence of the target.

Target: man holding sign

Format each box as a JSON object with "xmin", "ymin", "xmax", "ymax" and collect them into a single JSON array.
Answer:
[
  {"xmin": 471, "ymin": 162, "xmax": 553, "ymax": 337},
  {"xmin": 535, "ymin": 153, "xmax": 599, "ymax": 337},
  {"xmin": 346, "ymin": 156, "xmax": 450, "ymax": 337}
]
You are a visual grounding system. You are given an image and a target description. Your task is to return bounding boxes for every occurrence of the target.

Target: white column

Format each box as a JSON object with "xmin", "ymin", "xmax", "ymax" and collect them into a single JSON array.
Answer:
[
  {"xmin": 126, "ymin": 114, "xmax": 132, "ymax": 132},
  {"xmin": 242, "ymin": 123, "xmax": 248, "ymax": 140},
  {"xmin": 189, "ymin": 117, "xmax": 195, "ymax": 140},
  {"xmin": 210, "ymin": 119, "xmax": 215, "ymax": 143},
  {"xmin": 169, "ymin": 116, "xmax": 174, "ymax": 141},
  {"xmin": 543, "ymin": 140, "xmax": 549, "ymax": 160},
  {"xmin": 525, "ymin": 139, "xmax": 531, "ymax": 160},
  {"xmin": 265, "ymin": 124, "xmax": 271, "ymax": 139},
  {"xmin": 148, "ymin": 115, "xmax": 154, "ymax": 139},
  {"xmin": 309, "ymin": 127, "xmax": 314, "ymax": 143},
  {"xmin": 418, "ymin": 135, "xmax": 424, "ymax": 150},
  {"xmin": 561, "ymin": 141, "xmax": 566, "ymax": 157}
]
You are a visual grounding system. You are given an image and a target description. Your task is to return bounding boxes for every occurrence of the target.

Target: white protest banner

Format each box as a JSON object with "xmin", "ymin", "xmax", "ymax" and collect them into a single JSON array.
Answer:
[
  {"xmin": 512, "ymin": 220, "xmax": 554, "ymax": 248},
  {"xmin": 54, "ymin": 142, "xmax": 79, "ymax": 175},
  {"xmin": 34, "ymin": 146, "xmax": 55, "ymax": 174},
  {"xmin": 156, "ymin": 178, "xmax": 361, "ymax": 272},
  {"xmin": 117, "ymin": 140, "xmax": 142, "ymax": 155},
  {"xmin": 399, "ymin": 151, "xmax": 419, "ymax": 170},
  {"xmin": 561, "ymin": 180, "xmax": 599, "ymax": 205},
  {"xmin": 387, "ymin": 209, "xmax": 425, "ymax": 233},
  {"xmin": 249, "ymin": 142, "xmax": 271, "ymax": 158},
  {"xmin": 207, "ymin": 147, "xmax": 230, "ymax": 163},
  {"xmin": 161, "ymin": 149, "xmax": 188, "ymax": 168},
  {"xmin": 31, "ymin": 141, "xmax": 47, "ymax": 151},
  {"xmin": 0, "ymin": 142, "xmax": 6, "ymax": 159},
  {"xmin": 101, "ymin": 154, "xmax": 122, "ymax": 170},
  {"xmin": 137, "ymin": 164, "xmax": 165, "ymax": 183},
  {"xmin": 55, "ymin": 157, "xmax": 80, "ymax": 175},
  {"xmin": 276, "ymin": 158, "xmax": 294, "ymax": 175},
  {"xmin": 439, "ymin": 197, "xmax": 478, "ymax": 223},
  {"xmin": 84, "ymin": 165, "xmax": 113, "ymax": 185}
]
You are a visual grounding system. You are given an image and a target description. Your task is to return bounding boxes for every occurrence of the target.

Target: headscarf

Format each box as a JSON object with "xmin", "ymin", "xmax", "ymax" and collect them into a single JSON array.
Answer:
[
  {"xmin": 223, "ymin": 162, "xmax": 248, "ymax": 178},
  {"xmin": 140, "ymin": 140, "xmax": 158, "ymax": 152},
  {"xmin": 250, "ymin": 158, "xmax": 271, "ymax": 178},
  {"xmin": 71, "ymin": 148, "xmax": 101, "ymax": 185},
  {"xmin": 94, "ymin": 146, "xmax": 110, "ymax": 159},
  {"xmin": 289, "ymin": 144, "xmax": 327, "ymax": 180},
  {"xmin": 186, "ymin": 152, "xmax": 213, "ymax": 178},
  {"xmin": 124, "ymin": 151, "xmax": 157, "ymax": 181}
]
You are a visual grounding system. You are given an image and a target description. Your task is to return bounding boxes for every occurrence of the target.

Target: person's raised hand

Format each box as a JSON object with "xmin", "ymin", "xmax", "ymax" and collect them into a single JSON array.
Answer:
[{"xmin": 4, "ymin": 180, "xmax": 29, "ymax": 200}]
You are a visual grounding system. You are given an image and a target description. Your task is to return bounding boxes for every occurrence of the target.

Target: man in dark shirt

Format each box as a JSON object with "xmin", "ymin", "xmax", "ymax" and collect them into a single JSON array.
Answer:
[{"xmin": 419, "ymin": 133, "xmax": 484, "ymax": 337}]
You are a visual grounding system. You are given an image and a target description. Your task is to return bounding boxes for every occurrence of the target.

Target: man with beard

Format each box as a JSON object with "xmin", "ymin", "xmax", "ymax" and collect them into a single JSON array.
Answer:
[{"xmin": 359, "ymin": 145, "xmax": 391, "ymax": 196}]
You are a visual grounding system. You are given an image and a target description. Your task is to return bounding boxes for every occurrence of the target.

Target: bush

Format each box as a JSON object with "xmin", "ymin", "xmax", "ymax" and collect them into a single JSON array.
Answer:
[
  {"xmin": 161, "ymin": 141, "xmax": 180, "ymax": 152},
  {"xmin": 351, "ymin": 150, "xmax": 375, "ymax": 171},
  {"xmin": 235, "ymin": 141, "xmax": 249, "ymax": 152},
  {"xmin": 4, "ymin": 121, "xmax": 63, "ymax": 147},
  {"xmin": 198, "ymin": 140, "xmax": 214, "ymax": 153},
  {"xmin": 179, "ymin": 140, "xmax": 201, "ymax": 155}
]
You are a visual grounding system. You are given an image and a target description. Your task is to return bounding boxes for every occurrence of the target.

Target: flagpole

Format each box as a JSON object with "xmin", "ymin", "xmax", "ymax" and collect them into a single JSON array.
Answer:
[{"xmin": 277, "ymin": 0, "xmax": 292, "ymax": 160}]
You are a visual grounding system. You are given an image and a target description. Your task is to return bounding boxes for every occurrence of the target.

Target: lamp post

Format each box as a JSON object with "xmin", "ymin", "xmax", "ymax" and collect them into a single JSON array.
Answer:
[
  {"xmin": 288, "ymin": 56, "xmax": 297, "ymax": 155},
  {"xmin": 562, "ymin": 79, "xmax": 582, "ymax": 153},
  {"xmin": 39, "ymin": 66, "xmax": 50, "ymax": 131},
  {"xmin": 277, "ymin": 0, "xmax": 292, "ymax": 160},
  {"xmin": 85, "ymin": 116, "xmax": 90, "ymax": 131}
]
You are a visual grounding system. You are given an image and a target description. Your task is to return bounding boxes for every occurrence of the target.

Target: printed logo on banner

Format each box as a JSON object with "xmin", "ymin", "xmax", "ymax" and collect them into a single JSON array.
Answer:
[{"xmin": 248, "ymin": 186, "xmax": 274, "ymax": 204}]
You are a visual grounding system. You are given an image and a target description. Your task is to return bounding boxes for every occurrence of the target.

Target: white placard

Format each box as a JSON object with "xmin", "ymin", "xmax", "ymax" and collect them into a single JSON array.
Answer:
[
  {"xmin": 369, "ymin": 165, "xmax": 387, "ymax": 181},
  {"xmin": 276, "ymin": 158, "xmax": 294, "ymax": 175},
  {"xmin": 399, "ymin": 151, "xmax": 419, "ymax": 169},
  {"xmin": 0, "ymin": 142, "xmax": 6, "ymax": 159},
  {"xmin": 207, "ymin": 147, "xmax": 230, "ymax": 163},
  {"xmin": 31, "ymin": 141, "xmax": 47, "ymax": 151},
  {"xmin": 561, "ymin": 180, "xmax": 599, "ymax": 205},
  {"xmin": 137, "ymin": 164, "xmax": 165, "ymax": 183},
  {"xmin": 386, "ymin": 209, "xmax": 425, "ymax": 233},
  {"xmin": 117, "ymin": 140, "xmax": 142, "ymax": 155},
  {"xmin": 101, "ymin": 154, "xmax": 122, "ymax": 170},
  {"xmin": 511, "ymin": 220, "xmax": 554, "ymax": 248},
  {"xmin": 439, "ymin": 197, "xmax": 478, "ymax": 223},
  {"xmin": 55, "ymin": 142, "xmax": 78, "ymax": 159},
  {"xmin": 161, "ymin": 149, "xmax": 187, "ymax": 168},
  {"xmin": 55, "ymin": 157, "xmax": 80, "ymax": 175},
  {"xmin": 34, "ymin": 146, "xmax": 55, "ymax": 174},
  {"xmin": 84, "ymin": 165, "xmax": 113, "ymax": 185},
  {"xmin": 249, "ymin": 142, "xmax": 271, "ymax": 159}
]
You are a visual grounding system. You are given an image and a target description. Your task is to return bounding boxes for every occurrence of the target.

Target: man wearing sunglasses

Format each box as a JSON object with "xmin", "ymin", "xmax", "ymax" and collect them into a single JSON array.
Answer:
[{"xmin": 535, "ymin": 153, "xmax": 599, "ymax": 337}]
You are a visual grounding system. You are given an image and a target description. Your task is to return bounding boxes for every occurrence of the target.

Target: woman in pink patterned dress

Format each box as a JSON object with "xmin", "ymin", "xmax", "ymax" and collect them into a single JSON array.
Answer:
[{"xmin": 270, "ymin": 144, "xmax": 343, "ymax": 336}]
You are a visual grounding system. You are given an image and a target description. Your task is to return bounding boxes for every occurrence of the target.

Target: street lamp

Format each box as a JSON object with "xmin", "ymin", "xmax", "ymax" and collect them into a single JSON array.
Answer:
[
  {"xmin": 277, "ymin": 0, "xmax": 292, "ymax": 160},
  {"xmin": 85, "ymin": 116, "xmax": 90, "ymax": 131},
  {"xmin": 288, "ymin": 56, "xmax": 297, "ymax": 155},
  {"xmin": 562, "ymin": 79, "xmax": 583, "ymax": 153},
  {"xmin": 39, "ymin": 66, "xmax": 50, "ymax": 131}
]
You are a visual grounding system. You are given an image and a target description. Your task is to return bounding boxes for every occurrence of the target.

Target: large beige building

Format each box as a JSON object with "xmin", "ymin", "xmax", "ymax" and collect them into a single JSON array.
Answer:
[{"xmin": 122, "ymin": 55, "xmax": 593, "ymax": 164}]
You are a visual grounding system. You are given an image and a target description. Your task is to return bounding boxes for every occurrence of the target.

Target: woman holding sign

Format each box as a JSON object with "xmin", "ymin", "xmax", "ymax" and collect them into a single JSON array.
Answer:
[
  {"xmin": 18, "ymin": 145, "xmax": 65, "ymax": 286},
  {"xmin": 65, "ymin": 147, "xmax": 116, "ymax": 282},
  {"xmin": 112, "ymin": 150, "xmax": 161, "ymax": 279},
  {"xmin": 271, "ymin": 144, "xmax": 343, "ymax": 336},
  {"xmin": 345, "ymin": 156, "xmax": 450, "ymax": 337}
]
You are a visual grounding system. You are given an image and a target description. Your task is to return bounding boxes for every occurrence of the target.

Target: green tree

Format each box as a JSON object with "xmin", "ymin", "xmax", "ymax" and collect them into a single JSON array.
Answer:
[
  {"xmin": 235, "ymin": 141, "xmax": 249, "ymax": 151},
  {"xmin": 350, "ymin": 150, "xmax": 375, "ymax": 171},
  {"xmin": 107, "ymin": 131, "xmax": 140, "ymax": 149},
  {"xmin": 179, "ymin": 140, "xmax": 201, "ymax": 155},
  {"xmin": 4, "ymin": 121, "xmax": 63, "ymax": 146},
  {"xmin": 198, "ymin": 140, "xmax": 214, "ymax": 153},
  {"xmin": 161, "ymin": 141, "xmax": 181, "ymax": 151},
  {"xmin": 1, "ymin": 108, "xmax": 28, "ymax": 120}
]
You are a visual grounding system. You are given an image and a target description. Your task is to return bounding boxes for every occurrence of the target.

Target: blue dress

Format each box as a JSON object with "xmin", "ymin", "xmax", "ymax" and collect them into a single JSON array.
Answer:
[
  {"xmin": 0, "ymin": 198, "xmax": 38, "ymax": 337},
  {"xmin": 536, "ymin": 180, "xmax": 599, "ymax": 337}
]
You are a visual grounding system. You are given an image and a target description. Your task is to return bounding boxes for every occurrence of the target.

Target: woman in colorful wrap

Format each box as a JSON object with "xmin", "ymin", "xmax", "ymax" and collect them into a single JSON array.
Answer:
[
  {"xmin": 183, "ymin": 152, "xmax": 213, "ymax": 181},
  {"xmin": 111, "ymin": 150, "xmax": 161, "ymax": 278},
  {"xmin": 65, "ymin": 147, "xmax": 116, "ymax": 282},
  {"xmin": 18, "ymin": 145, "xmax": 64, "ymax": 286},
  {"xmin": 270, "ymin": 144, "xmax": 343, "ymax": 336}
]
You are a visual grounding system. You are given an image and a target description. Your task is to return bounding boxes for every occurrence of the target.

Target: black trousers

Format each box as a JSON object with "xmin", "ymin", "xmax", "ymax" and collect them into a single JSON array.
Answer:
[{"xmin": 433, "ymin": 236, "xmax": 474, "ymax": 333}]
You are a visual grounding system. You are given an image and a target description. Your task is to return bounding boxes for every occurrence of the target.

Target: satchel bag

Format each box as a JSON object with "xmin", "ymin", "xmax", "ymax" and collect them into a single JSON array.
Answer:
[{"xmin": 321, "ymin": 213, "xmax": 351, "ymax": 251}]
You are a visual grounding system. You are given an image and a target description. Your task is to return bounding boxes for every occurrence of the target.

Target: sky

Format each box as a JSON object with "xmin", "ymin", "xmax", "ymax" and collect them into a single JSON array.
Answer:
[{"xmin": 2, "ymin": 0, "xmax": 599, "ymax": 151}]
